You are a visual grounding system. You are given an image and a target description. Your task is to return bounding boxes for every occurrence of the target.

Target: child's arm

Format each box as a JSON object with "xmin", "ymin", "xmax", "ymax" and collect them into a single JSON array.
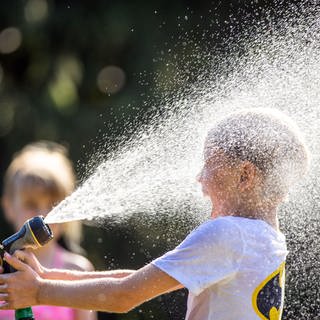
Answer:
[
  {"xmin": 45, "ymin": 269, "xmax": 135, "ymax": 280},
  {"xmin": 0, "ymin": 253, "xmax": 183, "ymax": 313},
  {"xmin": 11, "ymin": 249, "xmax": 135, "ymax": 281}
]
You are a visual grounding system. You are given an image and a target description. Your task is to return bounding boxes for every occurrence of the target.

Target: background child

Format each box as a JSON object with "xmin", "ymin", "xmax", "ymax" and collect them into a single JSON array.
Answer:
[
  {"xmin": 0, "ymin": 109, "xmax": 310, "ymax": 319},
  {"xmin": 1, "ymin": 141, "xmax": 97, "ymax": 320}
]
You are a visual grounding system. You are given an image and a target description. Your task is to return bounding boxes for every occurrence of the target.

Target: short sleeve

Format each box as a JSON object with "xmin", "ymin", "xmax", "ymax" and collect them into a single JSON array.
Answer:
[{"xmin": 152, "ymin": 217, "xmax": 244, "ymax": 295}]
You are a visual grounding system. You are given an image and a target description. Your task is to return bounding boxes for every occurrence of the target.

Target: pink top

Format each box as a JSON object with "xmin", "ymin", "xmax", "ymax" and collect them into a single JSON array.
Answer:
[
  {"xmin": 0, "ymin": 306, "xmax": 75, "ymax": 320},
  {"xmin": 0, "ymin": 247, "xmax": 76, "ymax": 320}
]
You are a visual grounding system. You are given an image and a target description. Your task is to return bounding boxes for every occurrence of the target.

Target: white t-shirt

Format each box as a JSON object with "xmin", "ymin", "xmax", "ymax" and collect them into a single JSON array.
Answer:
[{"xmin": 152, "ymin": 216, "xmax": 287, "ymax": 320}]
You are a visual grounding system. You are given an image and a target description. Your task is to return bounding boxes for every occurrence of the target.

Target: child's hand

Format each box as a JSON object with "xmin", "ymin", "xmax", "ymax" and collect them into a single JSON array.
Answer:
[
  {"xmin": 0, "ymin": 252, "xmax": 41, "ymax": 309},
  {"xmin": 12, "ymin": 250, "xmax": 47, "ymax": 278}
]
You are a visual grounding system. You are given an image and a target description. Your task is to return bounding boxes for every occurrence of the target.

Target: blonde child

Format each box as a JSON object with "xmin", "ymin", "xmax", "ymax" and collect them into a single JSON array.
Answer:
[
  {"xmin": 0, "ymin": 109, "xmax": 309, "ymax": 319},
  {"xmin": 1, "ymin": 141, "xmax": 97, "ymax": 320}
]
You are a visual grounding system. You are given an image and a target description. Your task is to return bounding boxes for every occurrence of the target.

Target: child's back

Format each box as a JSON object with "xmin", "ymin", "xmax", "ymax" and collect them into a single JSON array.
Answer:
[{"xmin": 154, "ymin": 216, "xmax": 287, "ymax": 319}]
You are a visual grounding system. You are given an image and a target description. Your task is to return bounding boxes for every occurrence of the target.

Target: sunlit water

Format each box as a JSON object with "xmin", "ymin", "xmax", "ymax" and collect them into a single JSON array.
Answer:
[
  {"xmin": 46, "ymin": 3, "xmax": 319, "ymax": 227},
  {"xmin": 44, "ymin": 3, "xmax": 320, "ymax": 317}
]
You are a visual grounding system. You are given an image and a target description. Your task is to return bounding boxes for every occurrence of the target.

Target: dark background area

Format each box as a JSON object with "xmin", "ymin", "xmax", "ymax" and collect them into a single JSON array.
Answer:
[{"xmin": 0, "ymin": 0, "xmax": 319, "ymax": 319}]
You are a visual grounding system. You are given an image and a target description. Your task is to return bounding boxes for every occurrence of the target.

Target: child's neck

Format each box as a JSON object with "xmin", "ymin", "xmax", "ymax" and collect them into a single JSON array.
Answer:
[{"xmin": 211, "ymin": 204, "xmax": 279, "ymax": 230}]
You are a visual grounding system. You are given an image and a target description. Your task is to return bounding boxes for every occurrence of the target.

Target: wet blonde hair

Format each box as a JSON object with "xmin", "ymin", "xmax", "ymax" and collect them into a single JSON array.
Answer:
[
  {"xmin": 206, "ymin": 108, "xmax": 310, "ymax": 201},
  {"xmin": 3, "ymin": 141, "xmax": 83, "ymax": 250}
]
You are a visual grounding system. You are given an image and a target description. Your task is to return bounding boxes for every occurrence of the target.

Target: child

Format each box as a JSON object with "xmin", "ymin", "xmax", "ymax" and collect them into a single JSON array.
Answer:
[
  {"xmin": 1, "ymin": 141, "xmax": 97, "ymax": 320},
  {"xmin": 0, "ymin": 109, "xmax": 309, "ymax": 319}
]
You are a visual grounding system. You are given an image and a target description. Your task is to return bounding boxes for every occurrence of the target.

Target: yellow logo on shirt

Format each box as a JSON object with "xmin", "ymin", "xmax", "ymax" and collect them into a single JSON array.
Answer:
[{"xmin": 252, "ymin": 263, "xmax": 285, "ymax": 320}]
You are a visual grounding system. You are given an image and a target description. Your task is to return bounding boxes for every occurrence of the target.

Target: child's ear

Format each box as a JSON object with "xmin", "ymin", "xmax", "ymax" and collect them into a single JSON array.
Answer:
[{"xmin": 239, "ymin": 161, "xmax": 257, "ymax": 191}]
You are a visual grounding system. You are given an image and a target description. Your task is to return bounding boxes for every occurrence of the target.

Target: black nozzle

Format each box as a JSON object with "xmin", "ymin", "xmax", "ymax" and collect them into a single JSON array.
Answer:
[
  {"xmin": 0, "ymin": 216, "xmax": 52, "ymax": 319},
  {"xmin": 28, "ymin": 216, "xmax": 53, "ymax": 246},
  {"xmin": 1, "ymin": 216, "xmax": 53, "ymax": 256}
]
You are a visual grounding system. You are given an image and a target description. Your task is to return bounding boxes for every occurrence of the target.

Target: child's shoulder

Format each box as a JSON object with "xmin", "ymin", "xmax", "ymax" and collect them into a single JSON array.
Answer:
[
  {"xmin": 201, "ymin": 216, "xmax": 243, "ymax": 232},
  {"xmin": 219, "ymin": 216, "xmax": 286, "ymax": 243},
  {"xmin": 212, "ymin": 216, "xmax": 274, "ymax": 230},
  {"xmin": 190, "ymin": 216, "xmax": 243, "ymax": 243},
  {"xmin": 196, "ymin": 216, "xmax": 280, "ymax": 241}
]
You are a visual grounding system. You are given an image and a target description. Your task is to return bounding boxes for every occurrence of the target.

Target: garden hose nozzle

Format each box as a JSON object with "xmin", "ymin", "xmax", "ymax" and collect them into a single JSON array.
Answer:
[{"xmin": 0, "ymin": 216, "xmax": 54, "ymax": 320}]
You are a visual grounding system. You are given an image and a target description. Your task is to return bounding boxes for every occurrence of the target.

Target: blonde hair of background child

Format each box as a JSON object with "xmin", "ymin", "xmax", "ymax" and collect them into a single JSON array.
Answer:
[{"xmin": 3, "ymin": 141, "xmax": 83, "ymax": 252}]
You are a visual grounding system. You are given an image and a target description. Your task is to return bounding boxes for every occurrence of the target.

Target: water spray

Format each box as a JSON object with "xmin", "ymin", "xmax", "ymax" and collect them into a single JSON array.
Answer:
[{"xmin": 0, "ymin": 216, "xmax": 53, "ymax": 320}]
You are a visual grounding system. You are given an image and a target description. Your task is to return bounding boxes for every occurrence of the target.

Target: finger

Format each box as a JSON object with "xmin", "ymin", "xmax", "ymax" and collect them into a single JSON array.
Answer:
[
  {"xmin": 0, "ymin": 293, "xmax": 9, "ymax": 300},
  {"xmin": 0, "ymin": 274, "xmax": 9, "ymax": 284},
  {"xmin": 13, "ymin": 250, "xmax": 28, "ymax": 262},
  {"xmin": 4, "ymin": 253, "xmax": 27, "ymax": 272},
  {"xmin": 0, "ymin": 284, "xmax": 8, "ymax": 292},
  {"xmin": 14, "ymin": 250, "xmax": 39, "ymax": 268},
  {"xmin": 0, "ymin": 301, "xmax": 10, "ymax": 309}
]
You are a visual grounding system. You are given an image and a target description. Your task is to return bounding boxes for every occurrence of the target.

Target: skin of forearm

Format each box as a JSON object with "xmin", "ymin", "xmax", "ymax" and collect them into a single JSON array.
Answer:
[
  {"xmin": 38, "ymin": 277, "xmax": 135, "ymax": 313},
  {"xmin": 0, "ymin": 258, "xmax": 180, "ymax": 312},
  {"xmin": 43, "ymin": 269, "xmax": 136, "ymax": 281}
]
